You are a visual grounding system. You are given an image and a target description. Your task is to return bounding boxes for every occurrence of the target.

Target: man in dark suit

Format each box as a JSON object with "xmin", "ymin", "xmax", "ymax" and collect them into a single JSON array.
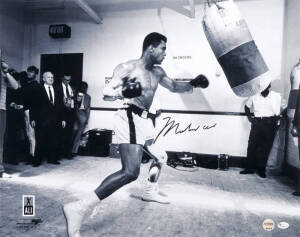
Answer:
[
  {"xmin": 30, "ymin": 71, "xmax": 66, "ymax": 166},
  {"xmin": 291, "ymin": 63, "xmax": 300, "ymax": 196},
  {"xmin": 71, "ymin": 81, "xmax": 91, "ymax": 156},
  {"xmin": 57, "ymin": 73, "xmax": 75, "ymax": 159}
]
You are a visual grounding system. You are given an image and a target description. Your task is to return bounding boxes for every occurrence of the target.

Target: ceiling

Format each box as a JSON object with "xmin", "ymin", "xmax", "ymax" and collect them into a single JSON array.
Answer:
[
  {"xmin": 0, "ymin": 0, "xmax": 260, "ymax": 24},
  {"xmin": 1, "ymin": 0, "xmax": 255, "ymax": 9},
  {"xmin": 1, "ymin": 0, "xmax": 193, "ymax": 9},
  {"xmin": 0, "ymin": 0, "xmax": 202, "ymax": 23}
]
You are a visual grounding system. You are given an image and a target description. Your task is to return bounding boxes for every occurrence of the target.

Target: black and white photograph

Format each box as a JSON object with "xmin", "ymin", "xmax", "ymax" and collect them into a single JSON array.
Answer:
[{"xmin": 0, "ymin": 0, "xmax": 300, "ymax": 236}]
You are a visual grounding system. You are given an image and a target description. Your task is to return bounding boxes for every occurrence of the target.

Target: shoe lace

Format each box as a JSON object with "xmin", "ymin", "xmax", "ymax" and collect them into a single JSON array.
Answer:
[{"xmin": 90, "ymin": 204, "xmax": 102, "ymax": 219}]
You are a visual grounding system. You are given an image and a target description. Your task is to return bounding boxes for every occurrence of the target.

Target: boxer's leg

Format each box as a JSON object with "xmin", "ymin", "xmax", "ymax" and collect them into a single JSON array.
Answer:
[
  {"xmin": 148, "ymin": 158, "xmax": 162, "ymax": 182},
  {"xmin": 142, "ymin": 146, "xmax": 170, "ymax": 204},
  {"xmin": 63, "ymin": 144, "xmax": 143, "ymax": 237},
  {"xmin": 95, "ymin": 144, "xmax": 143, "ymax": 199}
]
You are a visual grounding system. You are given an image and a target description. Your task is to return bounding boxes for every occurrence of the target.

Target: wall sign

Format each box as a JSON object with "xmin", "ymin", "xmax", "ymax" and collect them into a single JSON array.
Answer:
[{"xmin": 49, "ymin": 24, "xmax": 71, "ymax": 39}]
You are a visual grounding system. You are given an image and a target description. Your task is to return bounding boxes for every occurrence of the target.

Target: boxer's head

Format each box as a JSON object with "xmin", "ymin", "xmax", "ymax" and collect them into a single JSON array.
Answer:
[
  {"xmin": 142, "ymin": 32, "xmax": 167, "ymax": 65},
  {"xmin": 261, "ymin": 83, "xmax": 271, "ymax": 97}
]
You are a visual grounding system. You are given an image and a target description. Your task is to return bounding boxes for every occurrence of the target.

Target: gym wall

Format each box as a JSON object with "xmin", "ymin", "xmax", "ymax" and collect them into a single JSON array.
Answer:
[
  {"xmin": 282, "ymin": 0, "xmax": 300, "ymax": 169},
  {"xmin": 0, "ymin": 4, "xmax": 25, "ymax": 71},
  {"xmin": 22, "ymin": 0, "xmax": 285, "ymax": 156}
]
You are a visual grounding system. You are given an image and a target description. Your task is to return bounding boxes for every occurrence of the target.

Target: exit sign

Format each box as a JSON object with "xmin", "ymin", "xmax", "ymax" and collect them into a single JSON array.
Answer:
[{"xmin": 49, "ymin": 24, "xmax": 71, "ymax": 39}]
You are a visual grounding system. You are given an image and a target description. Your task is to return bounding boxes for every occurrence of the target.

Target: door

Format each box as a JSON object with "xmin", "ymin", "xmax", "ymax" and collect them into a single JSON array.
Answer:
[{"xmin": 40, "ymin": 53, "xmax": 83, "ymax": 89}]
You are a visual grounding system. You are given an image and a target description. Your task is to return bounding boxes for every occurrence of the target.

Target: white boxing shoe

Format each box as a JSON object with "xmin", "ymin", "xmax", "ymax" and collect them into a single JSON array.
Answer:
[
  {"xmin": 63, "ymin": 193, "xmax": 100, "ymax": 237},
  {"xmin": 63, "ymin": 201, "xmax": 85, "ymax": 237},
  {"xmin": 0, "ymin": 172, "xmax": 12, "ymax": 178},
  {"xmin": 142, "ymin": 181, "xmax": 170, "ymax": 204},
  {"xmin": 89, "ymin": 204, "xmax": 102, "ymax": 219},
  {"xmin": 153, "ymin": 182, "xmax": 168, "ymax": 197}
]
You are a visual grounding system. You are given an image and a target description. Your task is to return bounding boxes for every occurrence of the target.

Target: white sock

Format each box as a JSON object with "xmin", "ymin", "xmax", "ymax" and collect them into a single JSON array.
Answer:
[{"xmin": 81, "ymin": 192, "xmax": 101, "ymax": 210}]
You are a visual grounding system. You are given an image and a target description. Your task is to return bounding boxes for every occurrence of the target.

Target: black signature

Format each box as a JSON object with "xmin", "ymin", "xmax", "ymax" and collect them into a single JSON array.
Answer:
[{"xmin": 153, "ymin": 116, "xmax": 217, "ymax": 144}]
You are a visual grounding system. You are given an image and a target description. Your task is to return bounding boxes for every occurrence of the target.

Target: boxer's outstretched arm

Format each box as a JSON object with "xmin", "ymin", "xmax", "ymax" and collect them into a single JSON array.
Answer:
[
  {"xmin": 103, "ymin": 63, "xmax": 133, "ymax": 101},
  {"xmin": 157, "ymin": 67, "xmax": 193, "ymax": 93}
]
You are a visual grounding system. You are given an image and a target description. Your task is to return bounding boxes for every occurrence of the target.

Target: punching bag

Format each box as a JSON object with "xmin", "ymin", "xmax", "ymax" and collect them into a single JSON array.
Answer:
[{"xmin": 202, "ymin": 0, "xmax": 271, "ymax": 97}]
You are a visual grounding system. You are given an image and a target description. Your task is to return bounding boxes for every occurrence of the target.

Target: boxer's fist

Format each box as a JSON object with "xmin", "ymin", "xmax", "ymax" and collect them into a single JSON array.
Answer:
[
  {"xmin": 122, "ymin": 78, "xmax": 142, "ymax": 98},
  {"xmin": 1, "ymin": 61, "xmax": 9, "ymax": 73},
  {"xmin": 190, "ymin": 74, "xmax": 209, "ymax": 88}
]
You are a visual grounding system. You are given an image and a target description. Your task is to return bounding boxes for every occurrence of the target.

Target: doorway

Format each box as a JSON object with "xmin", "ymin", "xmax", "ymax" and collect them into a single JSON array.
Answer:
[{"xmin": 40, "ymin": 53, "xmax": 83, "ymax": 89}]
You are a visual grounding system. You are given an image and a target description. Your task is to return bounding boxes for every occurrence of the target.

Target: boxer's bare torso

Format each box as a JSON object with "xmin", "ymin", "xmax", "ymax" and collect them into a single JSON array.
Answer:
[
  {"xmin": 114, "ymin": 59, "xmax": 167, "ymax": 110},
  {"xmin": 103, "ymin": 40, "xmax": 192, "ymax": 109}
]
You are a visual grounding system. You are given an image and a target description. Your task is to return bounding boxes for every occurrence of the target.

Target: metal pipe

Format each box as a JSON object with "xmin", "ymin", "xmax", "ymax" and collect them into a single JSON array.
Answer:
[{"xmin": 74, "ymin": 0, "xmax": 102, "ymax": 24}]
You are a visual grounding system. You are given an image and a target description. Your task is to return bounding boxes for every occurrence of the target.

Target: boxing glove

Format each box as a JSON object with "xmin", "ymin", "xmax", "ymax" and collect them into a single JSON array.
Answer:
[
  {"xmin": 122, "ymin": 78, "xmax": 142, "ymax": 98},
  {"xmin": 190, "ymin": 74, "xmax": 209, "ymax": 88}
]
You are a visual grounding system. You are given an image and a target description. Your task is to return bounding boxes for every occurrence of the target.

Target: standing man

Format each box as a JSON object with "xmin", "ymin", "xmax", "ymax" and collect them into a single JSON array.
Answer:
[
  {"xmin": 4, "ymin": 69, "xmax": 24, "ymax": 165},
  {"xmin": 71, "ymin": 81, "xmax": 91, "ymax": 157},
  {"xmin": 19, "ymin": 65, "xmax": 40, "ymax": 164},
  {"xmin": 291, "ymin": 60, "xmax": 300, "ymax": 196},
  {"xmin": 0, "ymin": 61, "xmax": 19, "ymax": 178},
  {"xmin": 63, "ymin": 32, "xmax": 209, "ymax": 237},
  {"xmin": 30, "ymin": 72, "xmax": 66, "ymax": 166},
  {"xmin": 58, "ymin": 73, "xmax": 75, "ymax": 159},
  {"xmin": 240, "ymin": 84, "xmax": 282, "ymax": 178}
]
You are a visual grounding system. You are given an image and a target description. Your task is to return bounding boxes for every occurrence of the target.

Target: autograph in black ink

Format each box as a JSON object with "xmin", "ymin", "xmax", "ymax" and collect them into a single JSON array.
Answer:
[{"xmin": 153, "ymin": 116, "xmax": 217, "ymax": 144}]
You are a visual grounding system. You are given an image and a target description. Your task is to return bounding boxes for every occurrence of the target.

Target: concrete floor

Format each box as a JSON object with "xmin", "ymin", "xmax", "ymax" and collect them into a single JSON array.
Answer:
[{"xmin": 1, "ymin": 156, "xmax": 300, "ymax": 237}]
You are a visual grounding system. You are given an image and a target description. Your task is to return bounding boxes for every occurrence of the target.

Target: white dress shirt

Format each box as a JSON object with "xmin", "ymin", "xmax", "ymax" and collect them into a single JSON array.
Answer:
[
  {"xmin": 62, "ymin": 82, "xmax": 74, "ymax": 108},
  {"xmin": 246, "ymin": 91, "xmax": 281, "ymax": 117},
  {"xmin": 79, "ymin": 94, "xmax": 86, "ymax": 110},
  {"xmin": 62, "ymin": 83, "xmax": 73, "ymax": 97},
  {"xmin": 44, "ymin": 84, "xmax": 55, "ymax": 104}
]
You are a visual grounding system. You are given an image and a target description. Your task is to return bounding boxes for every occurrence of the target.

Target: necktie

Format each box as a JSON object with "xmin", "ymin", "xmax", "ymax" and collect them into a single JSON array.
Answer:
[
  {"xmin": 48, "ymin": 86, "xmax": 53, "ymax": 104},
  {"xmin": 66, "ymin": 85, "xmax": 70, "ymax": 97}
]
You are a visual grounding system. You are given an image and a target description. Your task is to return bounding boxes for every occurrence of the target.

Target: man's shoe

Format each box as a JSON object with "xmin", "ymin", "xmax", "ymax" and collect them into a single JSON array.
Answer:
[
  {"xmin": 47, "ymin": 160, "xmax": 60, "ymax": 165},
  {"xmin": 7, "ymin": 160, "xmax": 18, "ymax": 165},
  {"xmin": 292, "ymin": 191, "xmax": 300, "ymax": 197},
  {"xmin": 63, "ymin": 201, "xmax": 85, "ymax": 237},
  {"xmin": 32, "ymin": 162, "xmax": 41, "ymax": 167},
  {"xmin": 66, "ymin": 153, "xmax": 77, "ymax": 160},
  {"xmin": 257, "ymin": 171, "xmax": 266, "ymax": 178},
  {"xmin": 25, "ymin": 155, "xmax": 34, "ymax": 164},
  {"xmin": 0, "ymin": 172, "xmax": 12, "ymax": 178},
  {"xmin": 240, "ymin": 169, "xmax": 255, "ymax": 174}
]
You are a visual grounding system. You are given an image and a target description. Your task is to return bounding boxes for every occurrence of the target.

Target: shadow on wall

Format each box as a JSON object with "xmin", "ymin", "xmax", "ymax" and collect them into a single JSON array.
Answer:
[{"xmin": 176, "ymin": 71, "xmax": 211, "ymax": 111}]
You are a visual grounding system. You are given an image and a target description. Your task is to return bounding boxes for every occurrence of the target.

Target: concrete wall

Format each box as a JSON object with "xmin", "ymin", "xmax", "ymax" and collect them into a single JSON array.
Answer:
[
  {"xmin": 22, "ymin": 0, "xmax": 285, "ymax": 156},
  {"xmin": 0, "ymin": 4, "xmax": 25, "ymax": 70},
  {"xmin": 283, "ymin": 0, "xmax": 300, "ymax": 169}
]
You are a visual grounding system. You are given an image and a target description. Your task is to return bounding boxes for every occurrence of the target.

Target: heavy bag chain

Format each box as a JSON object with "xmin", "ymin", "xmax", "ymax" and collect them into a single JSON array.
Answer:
[{"xmin": 205, "ymin": 0, "xmax": 224, "ymax": 10}]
